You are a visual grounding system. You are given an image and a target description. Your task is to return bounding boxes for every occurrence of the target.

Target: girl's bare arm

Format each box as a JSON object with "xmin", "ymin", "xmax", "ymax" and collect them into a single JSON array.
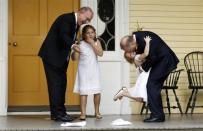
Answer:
[
  {"xmin": 71, "ymin": 44, "xmax": 80, "ymax": 61},
  {"xmin": 90, "ymin": 39, "xmax": 103, "ymax": 57},
  {"xmin": 71, "ymin": 51, "xmax": 80, "ymax": 61},
  {"xmin": 138, "ymin": 36, "xmax": 151, "ymax": 61}
]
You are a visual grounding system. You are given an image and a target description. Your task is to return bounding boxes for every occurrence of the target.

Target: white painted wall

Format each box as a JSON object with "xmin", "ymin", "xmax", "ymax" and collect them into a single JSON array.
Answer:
[{"xmin": 0, "ymin": 0, "xmax": 8, "ymax": 116}]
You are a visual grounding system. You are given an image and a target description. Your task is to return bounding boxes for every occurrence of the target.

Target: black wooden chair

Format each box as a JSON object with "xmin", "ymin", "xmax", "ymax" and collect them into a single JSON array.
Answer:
[
  {"xmin": 140, "ymin": 69, "xmax": 184, "ymax": 115},
  {"xmin": 184, "ymin": 51, "xmax": 203, "ymax": 114}
]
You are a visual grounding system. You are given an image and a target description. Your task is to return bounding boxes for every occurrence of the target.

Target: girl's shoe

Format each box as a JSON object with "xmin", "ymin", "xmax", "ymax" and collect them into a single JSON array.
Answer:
[
  {"xmin": 113, "ymin": 87, "xmax": 127, "ymax": 101},
  {"xmin": 79, "ymin": 115, "xmax": 86, "ymax": 120},
  {"xmin": 95, "ymin": 114, "xmax": 102, "ymax": 119}
]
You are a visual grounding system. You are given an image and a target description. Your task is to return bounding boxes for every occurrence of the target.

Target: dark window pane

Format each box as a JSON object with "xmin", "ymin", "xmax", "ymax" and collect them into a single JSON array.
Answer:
[
  {"xmin": 107, "ymin": 18, "xmax": 115, "ymax": 35},
  {"xmin": 98, "ymin": 0, "xmax": 114, "ymax": 22},
  {"xmin": 97, "ymin": 0, "xmax": 115, "ymax": 51},
  {"xmin": 107, "ymin": 38, "xmax": 115, "ymax": 51}
]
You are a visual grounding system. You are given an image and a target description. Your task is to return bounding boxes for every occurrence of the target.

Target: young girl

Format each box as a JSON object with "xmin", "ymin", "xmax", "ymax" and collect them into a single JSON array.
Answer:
[
  {"xmin": 114, "ymin": 36, "xmax": 152, "ymax": 102},
  {"xmin": 71, "ymin": 24, "xmax": 103, "ymax": 120}
]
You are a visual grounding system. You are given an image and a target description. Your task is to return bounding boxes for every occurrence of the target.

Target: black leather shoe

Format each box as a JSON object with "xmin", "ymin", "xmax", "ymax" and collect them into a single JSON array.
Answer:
[
  {"xmin": 143, "ymin": 117, "xmax": 165, "ymax": 122},
  {"xmin": 55, "ymin": 114, "xmax": 75, "ymax": 122}
]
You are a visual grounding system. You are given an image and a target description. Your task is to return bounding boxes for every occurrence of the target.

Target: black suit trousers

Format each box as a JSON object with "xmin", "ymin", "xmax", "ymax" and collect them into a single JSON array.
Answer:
[
  {"xmin": 147, "ymin": 62, "xmax": 169, "ymax": 118},
  {"xmin": 42, "ymin": 59, "xmax": 68, "ymax": 116}
]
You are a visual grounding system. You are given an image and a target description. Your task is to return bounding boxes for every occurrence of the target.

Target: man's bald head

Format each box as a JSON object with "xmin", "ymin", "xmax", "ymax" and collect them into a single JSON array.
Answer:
[
  {"xmin": 120, "ymin": 35, "xmax": 136, "ymax": 52},
  {"xmin": 120, "ymin": 36, "xmax": 129, "ymax": 50}
]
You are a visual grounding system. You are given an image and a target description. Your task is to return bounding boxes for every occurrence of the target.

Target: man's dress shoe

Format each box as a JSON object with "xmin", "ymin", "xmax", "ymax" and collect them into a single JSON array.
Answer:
[
  {"xmin": 143, "ymin": 117, "xmax": 165, "ymax": 122},
  {"xmin": 53, "ymin": 114, "xmax": 74, "ymax": 122}
]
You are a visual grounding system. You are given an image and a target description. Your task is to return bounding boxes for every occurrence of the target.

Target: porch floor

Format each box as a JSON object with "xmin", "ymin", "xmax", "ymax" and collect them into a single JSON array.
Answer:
[{"xmin": 0, "ymin": 114, "xmax": 203, "ymax": 131}]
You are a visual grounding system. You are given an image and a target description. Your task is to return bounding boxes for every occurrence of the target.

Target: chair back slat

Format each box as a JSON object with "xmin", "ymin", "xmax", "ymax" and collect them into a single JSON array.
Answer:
[
  {"xmin": 184, "ymin": 51, "xmax": 203, "ymax": 88},
  {"xmin": 164, "ymin": 69, "xmax": 183, "ymax": 87}
]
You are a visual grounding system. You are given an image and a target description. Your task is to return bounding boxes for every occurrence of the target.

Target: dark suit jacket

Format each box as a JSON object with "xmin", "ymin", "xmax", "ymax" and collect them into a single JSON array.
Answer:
[
  {"xmin": 133, "ymin": 31, "xmax": 179, "ymax": 78},
  {"xmin": 38, "ymin": 12, "xmax": 78, "ymax": 68}
]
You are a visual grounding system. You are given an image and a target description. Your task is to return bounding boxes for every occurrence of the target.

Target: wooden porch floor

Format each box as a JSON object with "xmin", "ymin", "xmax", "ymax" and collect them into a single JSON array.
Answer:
[{"xmin": 0, "ymin": 114, "xmax": 203, "ymax": 131}]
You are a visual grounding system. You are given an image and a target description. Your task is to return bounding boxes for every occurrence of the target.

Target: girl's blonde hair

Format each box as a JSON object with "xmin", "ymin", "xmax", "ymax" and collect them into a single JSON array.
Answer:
[{"xmin": 124, "ymin": 52, "xmax": 134, "ymax": 64}]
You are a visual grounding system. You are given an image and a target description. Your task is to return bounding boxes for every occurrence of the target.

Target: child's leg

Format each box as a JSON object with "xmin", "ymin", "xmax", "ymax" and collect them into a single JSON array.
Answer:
[
  {"xmin": 94, "ymin": 93, "xmax": 101, "ymax": 115},
  {"xmin": 122, "ymin": 89, "xmax": 135, "ymax": 99},
  {"xmin": 80, "ymin": 95, "xmax": 87, "ymax": 116},
  {"xmin": 114, "ymin": 88, "xmax": 144, "ymax": 102},
  {"xmin": 122, "ymin": 89, "xmax": 144, "ymax": 102}
]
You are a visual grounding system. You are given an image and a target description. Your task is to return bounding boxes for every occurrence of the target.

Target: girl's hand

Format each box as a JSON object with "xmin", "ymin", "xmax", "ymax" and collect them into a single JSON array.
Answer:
[
  {"xmin": 72, "ymin": 44, "xmax": 80, "ymax": 53},
  {"xmin": 144, "ymin": 36, "xmax": 152, "ymax": 43},
  {"xmin": 86, "ymin": 38, "xmax": 95, "ymax": 45}
]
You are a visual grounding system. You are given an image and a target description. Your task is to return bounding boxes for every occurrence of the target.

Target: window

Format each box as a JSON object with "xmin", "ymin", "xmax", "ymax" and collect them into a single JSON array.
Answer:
[{"xmin": 97, "ymin": 0, "xmax": 115, "ymax": 51}]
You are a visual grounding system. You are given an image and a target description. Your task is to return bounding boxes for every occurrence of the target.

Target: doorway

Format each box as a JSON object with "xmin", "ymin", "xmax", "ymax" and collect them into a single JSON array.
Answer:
[{"xmin": 8, "ymin": 0, "xmax": 80, "ymax": 111}]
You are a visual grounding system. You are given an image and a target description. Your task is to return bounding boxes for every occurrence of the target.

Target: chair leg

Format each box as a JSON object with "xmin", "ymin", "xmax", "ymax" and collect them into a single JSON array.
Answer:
[
  {"xmin": 140, "ymin": 102, "xmax": 146, "ymax": 115},
  {"xmin": 191, "ymin": 89, "xmax": 198, "ymax": 114},
  {"xmin": 185, "ymin": 89, "xmax": 195, "ymax": 114},
  {"xmin": 173, "ymin": 89, "xmax": 183, "ymax": 114},
  {"xmin": 145, "ymin": 104, "xmax": 149, "ymax": 115},
  {"xmin": 165, "ymin": 89, "xmax": 171, "ymax": 114}
]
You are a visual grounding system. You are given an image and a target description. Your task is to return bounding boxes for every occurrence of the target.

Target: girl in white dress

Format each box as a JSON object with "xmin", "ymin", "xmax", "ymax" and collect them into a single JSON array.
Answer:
[
  {"xmin": 71, "ymin": 24, "xmax": 103, "ymax": 120},
  {"xmin": 114, "ymin": 36, "xmax": 152, "ymax": 102}
]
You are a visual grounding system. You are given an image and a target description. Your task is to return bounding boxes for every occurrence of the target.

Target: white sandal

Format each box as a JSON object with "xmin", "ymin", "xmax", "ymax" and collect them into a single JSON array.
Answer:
[{"xmin": 113, "ymin": 87, "xmax": 127, "ymax": 101}]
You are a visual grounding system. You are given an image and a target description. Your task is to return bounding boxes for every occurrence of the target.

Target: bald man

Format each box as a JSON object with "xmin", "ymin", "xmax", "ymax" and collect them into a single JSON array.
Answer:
[{"xmin": 120, "ymin": 31, "xmax": 179, "ymax": 122}]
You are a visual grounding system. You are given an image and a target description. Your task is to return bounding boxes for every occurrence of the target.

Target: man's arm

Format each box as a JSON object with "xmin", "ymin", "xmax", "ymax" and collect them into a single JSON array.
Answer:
[{"xmin": 59, "ymin": 21, "xmax": 74, "ymax": 50}]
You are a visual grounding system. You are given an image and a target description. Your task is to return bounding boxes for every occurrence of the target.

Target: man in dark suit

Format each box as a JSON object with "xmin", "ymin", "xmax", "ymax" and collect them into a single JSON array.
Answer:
[
  {"xmin": 38, "ymin": 7, "xmax": 93, "ymax": 122},
  {"xmin": 120, "ymin": 31, "xmax": 179, "ymax": 122}
]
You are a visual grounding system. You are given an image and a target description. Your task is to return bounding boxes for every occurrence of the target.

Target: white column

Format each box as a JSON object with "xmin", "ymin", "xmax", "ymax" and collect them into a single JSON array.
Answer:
[
  {"xmin": 118, "ymin": 0, "xmax": 132, "ymax": 114},
  {"xmin": 0, "ymin": 0, "xmax": 8, "ymax": 116}
]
